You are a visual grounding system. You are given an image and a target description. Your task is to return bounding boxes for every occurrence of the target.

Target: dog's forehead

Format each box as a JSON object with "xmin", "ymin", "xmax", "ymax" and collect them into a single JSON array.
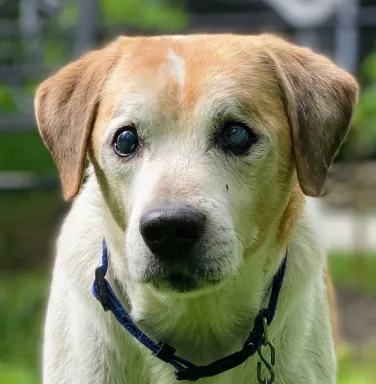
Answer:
[{"xmin": 105, "ymin": 35, "xmax": 278, "ymax": 119}]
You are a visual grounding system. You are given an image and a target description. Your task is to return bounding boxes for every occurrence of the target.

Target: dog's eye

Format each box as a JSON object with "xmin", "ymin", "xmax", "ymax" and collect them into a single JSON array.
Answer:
[
  {"xmin": 114, "ymin": 128, "xmax": 139, "ymax": 157},
  {"xmin": 222, "ymin": 123, "xmax": 256, "ymax": 154}
]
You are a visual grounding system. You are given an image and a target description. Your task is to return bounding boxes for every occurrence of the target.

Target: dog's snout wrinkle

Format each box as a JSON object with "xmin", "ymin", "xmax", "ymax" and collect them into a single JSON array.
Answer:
[{"xmin": 139, "ymin": 202, "xmax": 206, "ymax": 259}]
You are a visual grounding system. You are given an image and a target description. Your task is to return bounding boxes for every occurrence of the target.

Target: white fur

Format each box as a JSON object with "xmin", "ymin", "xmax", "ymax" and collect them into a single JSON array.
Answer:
[
  {"xmin": 167, "ymin": 49, "xmax": 185, "ymax": 87},
  {"xmin": 42, "ymin": 47, "xmax": 336, "ymax": 383},
  {"xmin": 43, "ymin": 173, "xmax": 335, "ymax": 383}
]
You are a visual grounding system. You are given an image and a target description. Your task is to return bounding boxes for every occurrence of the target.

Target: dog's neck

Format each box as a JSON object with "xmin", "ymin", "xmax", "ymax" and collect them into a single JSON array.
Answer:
[
  {"xmin": 103, "ymin": 221, "xmax": 287, "ymax": 364},
  {"xmin": 87, "ymin": 178, "xmax": 317, "ymax": 365},
  {"xmin": 131, "ymin": 251, "xmax": 283, "ymax": 364}
]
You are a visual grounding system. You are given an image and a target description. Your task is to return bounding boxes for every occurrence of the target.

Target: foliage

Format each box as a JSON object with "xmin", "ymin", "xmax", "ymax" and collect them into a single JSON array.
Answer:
[
  {"xmin": 340, "ymin": 49, "xmax": 376, "ymax": 161},
  {"xmin": 1, "ymin": 256, "xmax": 376, "ymax": 384},
  {"xmin": 100, "ymin": 0, "xmax": 186, "ymax": 31},
  {"xmin": 0, "ymin": 0, "xmax": 187, "ymax": 115},
  {"xmin": 337, "ymin": 345, "xmax": 376, "ymax": 384},
  {"xmin": 0, "ymin": 364, "xmax": 39, "ymax": 384},
  {"xmin": 0, "ymin": 273, "xmax": 48, "ymax": 382},
  {"xmin": 0, "ymin": 132, "xmax": 54, "ymax": 172},
  {"xmin": 0, "ymin": 87, "xmax": 17, "ymax": 113},
  {"xmin": 0, "ymin": 191, "xmax": 67, "ymax": 271},
  {"xmin": 329, "ymin": 252, "xmax": 376, "ymax": 294}
]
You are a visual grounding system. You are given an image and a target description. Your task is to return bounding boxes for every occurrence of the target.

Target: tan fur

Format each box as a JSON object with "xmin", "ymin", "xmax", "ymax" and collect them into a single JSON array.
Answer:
[
  {"xmin": 35, "ymin": 40, "xmax": 122, "ymax": 199},
  {"xmin": 278, "ymin": 184, "xmax": 305, "ymax": 246},
  {"xmin": 35, "ymin": 32, "xmax": 355, "ymax": 338},
  {"xmin": 35, "ymin": 34, "xmax": 358, "ymax": 384},
  {"xmin": 325, "ymin": 265, "xmax": 340, "ymax": 348},
  {"xmin": 35, "ymin": 34, "xmax": 357, "ymax": 202},
  {"xmin": 35, "ymin": 31, "xmax": 356, "ymax": 338},
  {"xmin": 264, "ymin": 36, "xmax": 358, "ymax": 196}
]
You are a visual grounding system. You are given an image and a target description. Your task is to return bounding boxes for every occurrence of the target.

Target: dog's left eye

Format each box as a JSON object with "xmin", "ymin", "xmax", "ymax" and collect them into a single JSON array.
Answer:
[
  {"xmin": 114, "ymin": 128, "xmax": 139, "ymax": 157},
  {"xmin": 221, "ymin": 123, "xmax": 256, "ymax": 154}
]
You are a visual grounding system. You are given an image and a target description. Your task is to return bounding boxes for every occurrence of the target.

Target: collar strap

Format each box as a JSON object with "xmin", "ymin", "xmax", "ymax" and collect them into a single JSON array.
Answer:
[{"xmin": 92, "ymin": 240, "xmax": 287, "ymax": 382}]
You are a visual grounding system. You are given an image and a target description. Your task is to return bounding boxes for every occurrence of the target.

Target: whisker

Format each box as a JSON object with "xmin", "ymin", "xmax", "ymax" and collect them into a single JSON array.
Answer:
[{"xmin": 220, "ymin": 226, "xmax": 247, "ymax": 250}]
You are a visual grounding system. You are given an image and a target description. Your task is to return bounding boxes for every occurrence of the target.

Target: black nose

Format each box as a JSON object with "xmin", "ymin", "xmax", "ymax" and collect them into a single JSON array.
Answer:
[{"xmin": 139, "ymin": 203, "xmax": 206, "ymax": 259}]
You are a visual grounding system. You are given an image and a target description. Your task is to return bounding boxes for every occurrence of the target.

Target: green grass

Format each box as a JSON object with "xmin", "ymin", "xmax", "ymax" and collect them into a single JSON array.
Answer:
[
  {"xmin": 329, "ymin": 252, "xmax": 376, "ymax": 293},
  {"xmin": 0, "ymin": 255, "xmax": 375, "ymax": 384},
  {"xmin": 0, "ymin": 363, "xmax": 39, "ymax": 384},
  {"xmin": 338, "ymin": 346, "xmax": 376, "ymax": 384},
  {"xmin": 0, "ymin": 273, "xmax": 47, "ymax": 382},
  {"xmin": 331, "ymin": 254, "xmax": 376, "ymax": 383}
]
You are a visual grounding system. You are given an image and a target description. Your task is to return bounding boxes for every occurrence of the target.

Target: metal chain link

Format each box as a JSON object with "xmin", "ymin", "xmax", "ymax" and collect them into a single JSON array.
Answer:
[{"xmin": 256, "ymin": 317, "xmax": 276, "ymax": 384}]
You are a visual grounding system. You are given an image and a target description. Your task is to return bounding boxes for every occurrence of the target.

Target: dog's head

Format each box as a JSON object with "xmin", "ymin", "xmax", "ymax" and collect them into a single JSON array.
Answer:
[{"xmin": 35, "ymin": 35, "xmax": 357, "ymax": 294}]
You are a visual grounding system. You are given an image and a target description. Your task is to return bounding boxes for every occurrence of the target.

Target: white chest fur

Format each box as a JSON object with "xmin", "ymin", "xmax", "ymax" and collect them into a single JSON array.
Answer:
[{"xmin": 43, "ymin": 185, "xmax": 335, "ymax": 384}]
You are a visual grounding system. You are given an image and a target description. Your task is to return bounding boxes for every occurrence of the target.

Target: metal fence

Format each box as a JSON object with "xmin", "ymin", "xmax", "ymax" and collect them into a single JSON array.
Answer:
[
  {"xmin": 0, "ymin": 0, "xmax": 100, "ymax": 191},
  {"xmin": 0, "ymin": 0, "xmax": 99, "ymax": 131},
  {"xmin": 1, "ymin": 0, "xmax": 375, "ymax": 191}
]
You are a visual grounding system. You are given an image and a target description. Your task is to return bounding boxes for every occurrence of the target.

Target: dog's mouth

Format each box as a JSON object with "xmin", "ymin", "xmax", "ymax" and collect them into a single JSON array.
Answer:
[{"xmin": 151, "ymin": 273, "xmax": 222, "ymax": 294}]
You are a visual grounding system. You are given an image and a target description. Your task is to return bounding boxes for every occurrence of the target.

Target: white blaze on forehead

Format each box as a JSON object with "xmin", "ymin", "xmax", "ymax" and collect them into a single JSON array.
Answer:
[
  {"xmin": 169, "ymin": 35, "xmax": 187, "ymax": 40},
  {"xmin": 167, "ymin": 49, "xmax": 185, "ymax": 87},
  {"xmin": 152, "ymin": 35, "xmax": 189, "ymax": 40}
]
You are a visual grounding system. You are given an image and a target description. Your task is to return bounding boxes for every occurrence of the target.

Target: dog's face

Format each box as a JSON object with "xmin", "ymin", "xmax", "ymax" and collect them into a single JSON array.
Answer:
[{"xmin": 35, "ymin": 35, "xmax": 357, "ymax": 294}]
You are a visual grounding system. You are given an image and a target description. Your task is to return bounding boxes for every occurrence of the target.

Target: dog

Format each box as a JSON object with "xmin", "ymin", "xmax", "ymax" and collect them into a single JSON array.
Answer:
[{"xmin": 35, "ymin": 34, "xmax": 358, "ymax": 384}]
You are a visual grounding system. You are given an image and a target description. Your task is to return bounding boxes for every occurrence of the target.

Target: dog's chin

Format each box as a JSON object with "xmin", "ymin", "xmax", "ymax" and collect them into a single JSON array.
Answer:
[{"xmin": 149, "ymin": 274, "xmax": 224, "ymax": 297}]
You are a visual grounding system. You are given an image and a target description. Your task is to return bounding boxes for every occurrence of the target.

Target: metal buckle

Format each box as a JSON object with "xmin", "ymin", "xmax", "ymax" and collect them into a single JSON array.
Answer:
[
  {"xmin": 95, "ymin": 267, "xmax": 110, "ymax": 311},
  {"xmin": 256, "ymin": 317, "xmax": 276, "ymax": 384}
]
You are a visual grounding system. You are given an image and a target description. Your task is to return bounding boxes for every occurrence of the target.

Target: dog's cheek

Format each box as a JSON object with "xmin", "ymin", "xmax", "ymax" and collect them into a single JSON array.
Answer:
[{"xmin": 227, "ymin": 151, "xmax": 286, "ymax": 252}]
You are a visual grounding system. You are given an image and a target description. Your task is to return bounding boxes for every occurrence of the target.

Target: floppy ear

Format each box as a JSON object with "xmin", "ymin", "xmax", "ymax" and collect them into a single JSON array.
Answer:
[
  {"xmin": 267, "ymin": 39, "xmax": 358, "ymax": 196},
  {"xmin": 34, "ymin": 41, "xmax": 121, "ymax": 200}
]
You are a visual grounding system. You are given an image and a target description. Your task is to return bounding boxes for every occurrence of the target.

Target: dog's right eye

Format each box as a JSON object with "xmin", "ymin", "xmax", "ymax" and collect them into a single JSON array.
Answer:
[{"xmin": 113, "ymin": 128, "xmax": 139, "ymax": 157}]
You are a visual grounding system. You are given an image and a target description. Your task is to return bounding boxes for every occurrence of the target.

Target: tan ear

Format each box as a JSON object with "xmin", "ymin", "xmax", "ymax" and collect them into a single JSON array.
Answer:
[
  {"xmin": 266, "ymin": 38, "xmax": 358, "ymax": 196},
  {"xmin": 34, "ymin": 40, "xmax": 121, "ymax": 200}
]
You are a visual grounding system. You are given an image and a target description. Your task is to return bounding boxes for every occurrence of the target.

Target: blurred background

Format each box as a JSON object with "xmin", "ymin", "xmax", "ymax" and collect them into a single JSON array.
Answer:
[{"xmin": 0, "ymin": 0, "xmax": 375, "ymax": 383}]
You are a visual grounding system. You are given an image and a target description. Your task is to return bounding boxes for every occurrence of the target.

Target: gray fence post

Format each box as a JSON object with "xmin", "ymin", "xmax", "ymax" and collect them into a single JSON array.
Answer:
[
  {"xmin": 335, "ymin": 0, "xmax": 359, "ymax": 73},
  {"xmin": 74, "ymin": 0, "xmax": 99, "ymax": 57}
]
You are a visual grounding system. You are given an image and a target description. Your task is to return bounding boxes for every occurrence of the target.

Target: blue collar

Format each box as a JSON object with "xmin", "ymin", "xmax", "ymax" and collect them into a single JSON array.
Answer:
[{"xmin": 92, "ymin": 240, "xmax": 287, "ymax": 382}]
